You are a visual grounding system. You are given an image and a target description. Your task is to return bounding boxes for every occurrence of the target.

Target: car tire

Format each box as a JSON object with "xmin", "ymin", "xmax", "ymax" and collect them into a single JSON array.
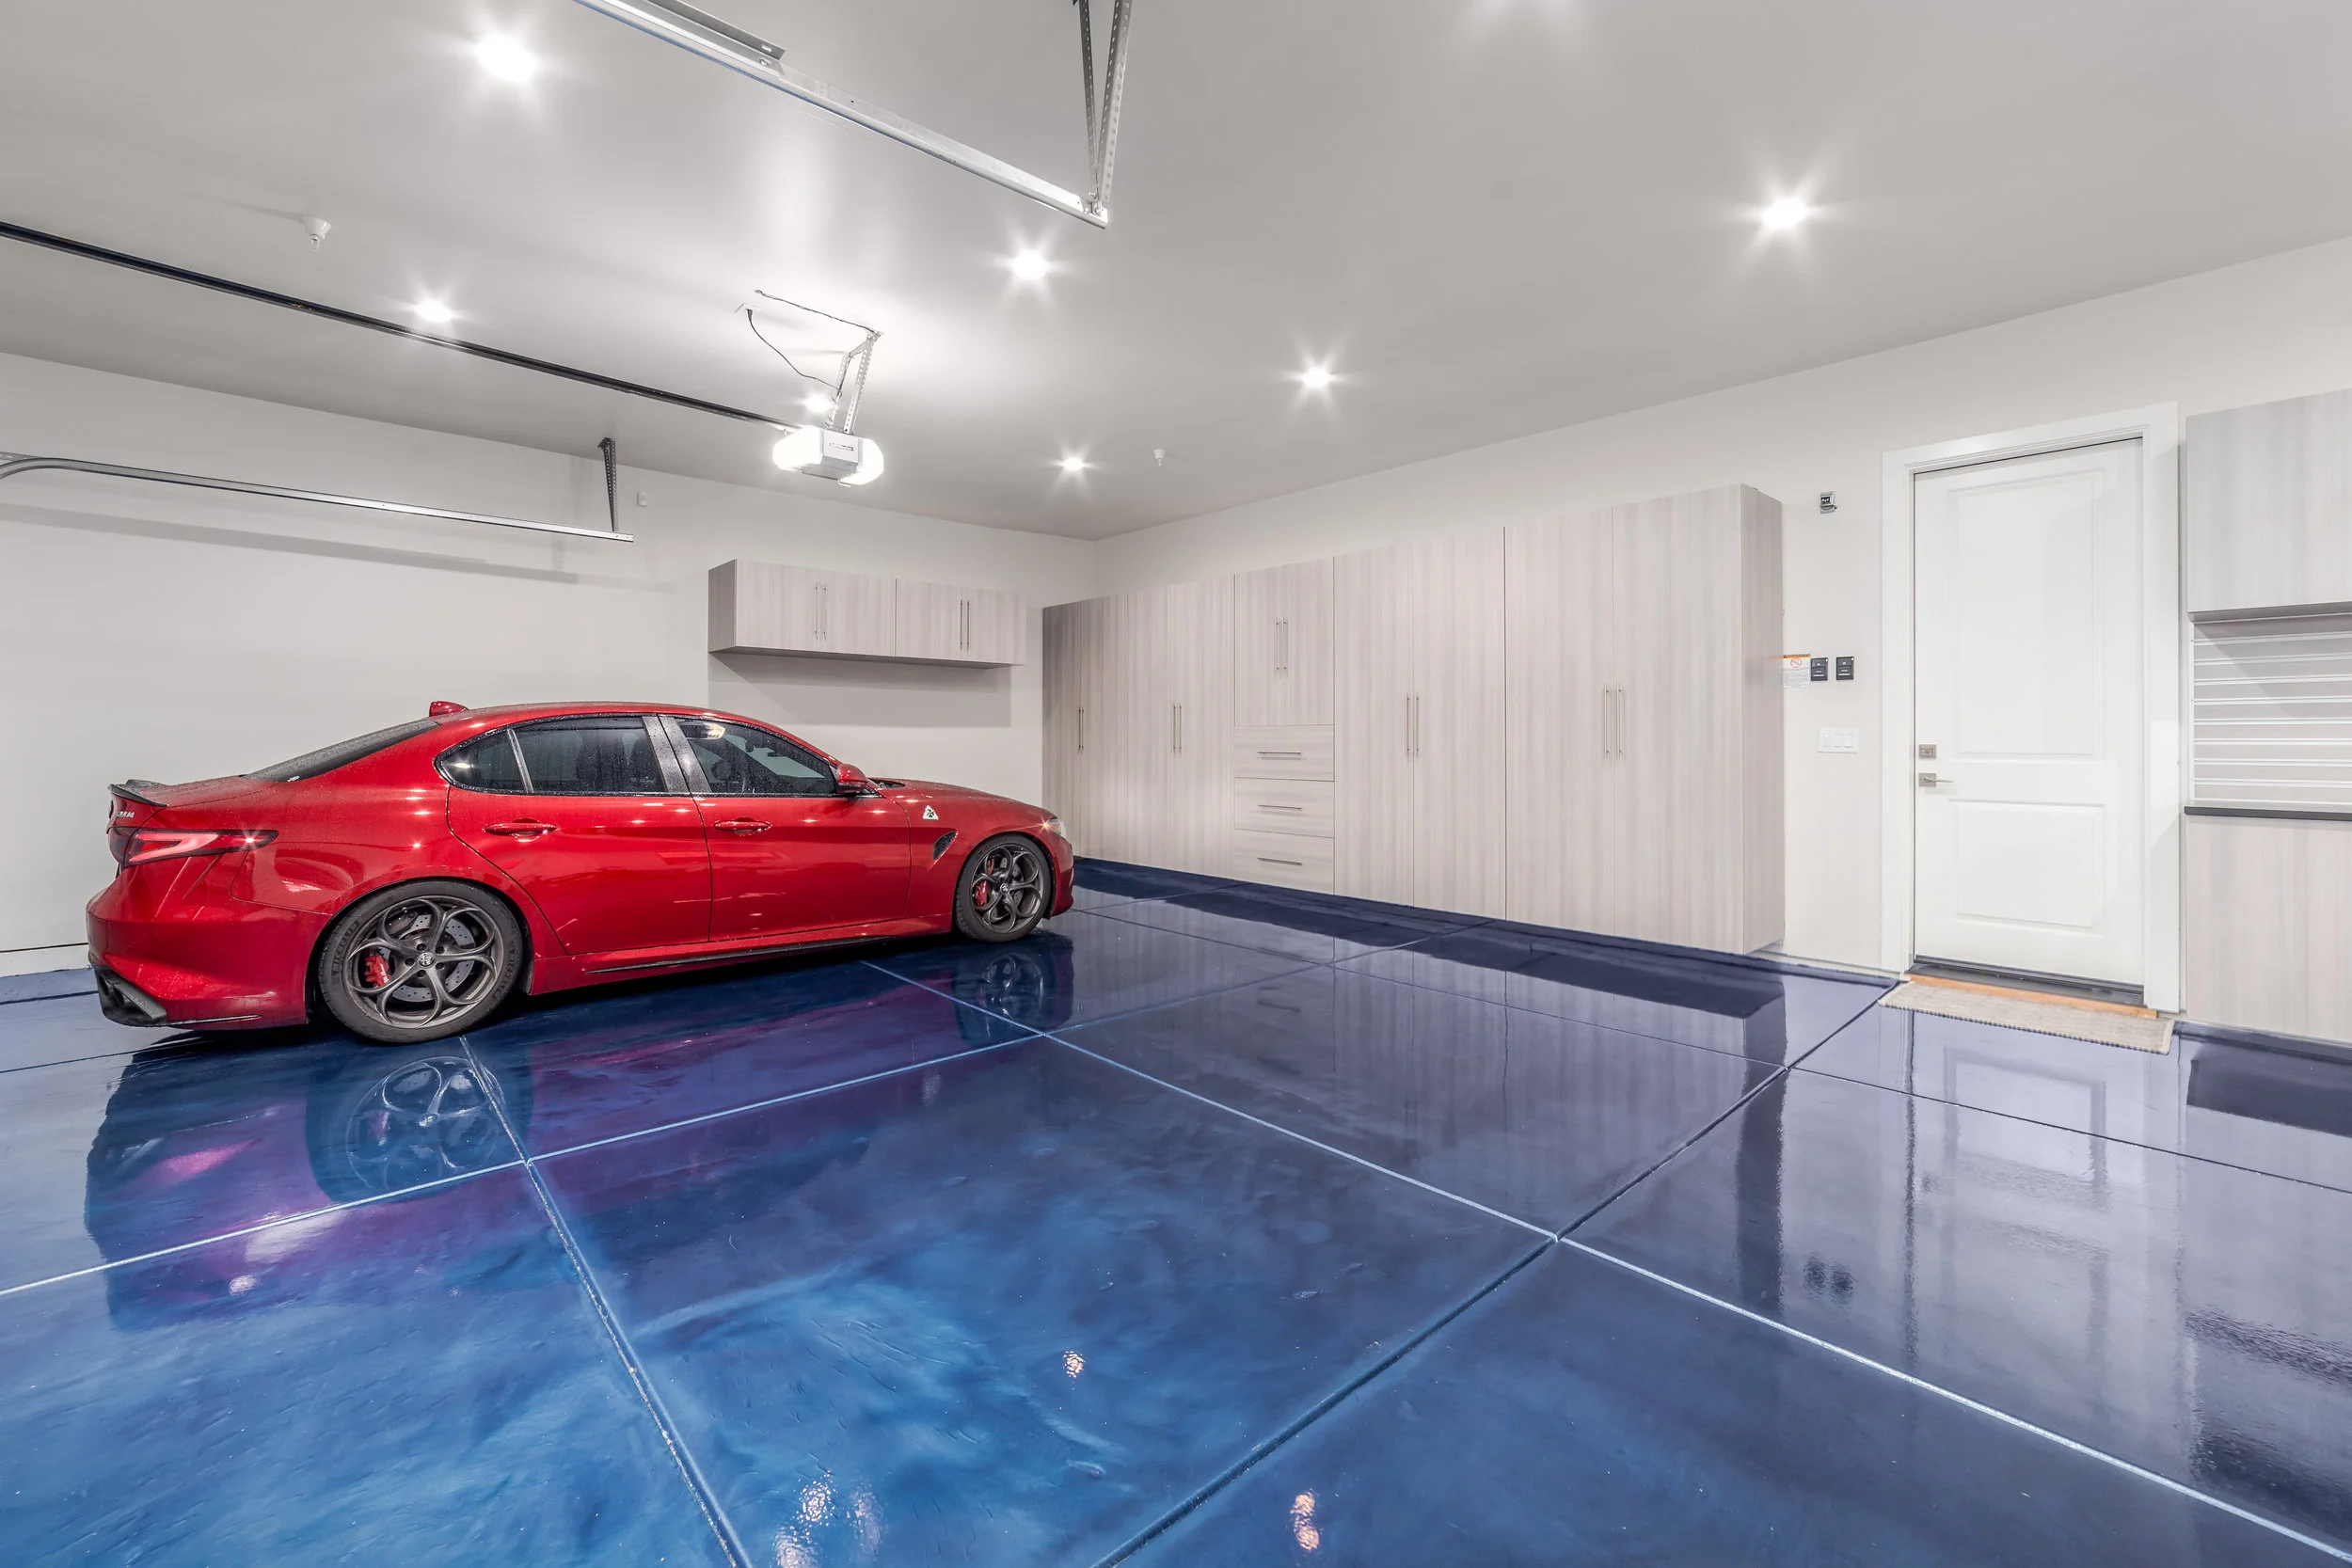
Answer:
[
  {"xmin": 952, "ymin": 833, "xmax": 1052, "ymax": 943},
  {"xmin": 316, "ymin": 879, "xmax": 524, "ymax": 1044}
]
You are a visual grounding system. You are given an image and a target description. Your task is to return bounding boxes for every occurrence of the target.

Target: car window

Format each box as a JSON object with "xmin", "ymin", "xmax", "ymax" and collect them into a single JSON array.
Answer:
[
  {"xmin": 246, "ymin": 719, "xmax": 438, "ymax": 783},
  {"xmin": 672, "ymin": 718, "xmax": 833, "ymax": 798},
  {"xmin": 437, "ymin": 731, "xmax": 528, "ymax": 793},
  {"xmin": 512, "ymin": 717, "xmax": 669, "ymax": 796}
]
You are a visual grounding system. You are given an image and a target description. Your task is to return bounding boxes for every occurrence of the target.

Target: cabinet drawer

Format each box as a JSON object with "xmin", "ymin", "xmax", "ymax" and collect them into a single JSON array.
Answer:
[
  {"xmin": 1232, "ymin": 777, "xmax": 1334, "ymax": 837},
  {"xmin": 1232, "ymin": 725, "xmax": 1334, "ymax": 781},
  {"xmin": 1232, "ymin": 829, "xmax": 1336, "ymax": 892}
]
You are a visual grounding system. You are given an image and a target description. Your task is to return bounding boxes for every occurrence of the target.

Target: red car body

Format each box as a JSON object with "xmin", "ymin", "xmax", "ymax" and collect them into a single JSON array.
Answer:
[{"xmin": 85, "ymin": 702, "xmax": 1074, "ymax": 1031}]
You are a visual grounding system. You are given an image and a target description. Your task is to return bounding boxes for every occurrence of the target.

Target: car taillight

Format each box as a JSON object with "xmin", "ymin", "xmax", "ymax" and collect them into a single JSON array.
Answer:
[{"xmin": 116, "ymin": 829, "xmax": 278, "ymax": 866}]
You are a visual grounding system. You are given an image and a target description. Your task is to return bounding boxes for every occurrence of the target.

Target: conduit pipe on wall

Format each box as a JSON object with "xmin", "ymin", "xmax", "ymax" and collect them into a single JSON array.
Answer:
[{"xmin": 0, "ymin": 453, "xmax": 636, "ymax": 543}]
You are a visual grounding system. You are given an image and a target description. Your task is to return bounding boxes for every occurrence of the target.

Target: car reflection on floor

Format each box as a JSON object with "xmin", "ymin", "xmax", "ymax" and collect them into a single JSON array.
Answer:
[{"xmin": 74, "ymin": 938, "xmax": 1076, "ymax": 1330}]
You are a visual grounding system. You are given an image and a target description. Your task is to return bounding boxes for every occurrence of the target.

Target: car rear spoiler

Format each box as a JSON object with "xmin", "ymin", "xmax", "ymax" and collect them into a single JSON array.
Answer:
[{"xmin": 110, "ymin": 781, "xmax": 167, "ymax": 807}]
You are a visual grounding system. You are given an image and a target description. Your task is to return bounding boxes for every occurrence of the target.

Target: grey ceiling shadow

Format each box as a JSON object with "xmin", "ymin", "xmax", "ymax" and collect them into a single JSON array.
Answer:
[
  {"xmin": 0, "ymin": 499, "xmax": 645, "ymax": 588},
  {"xmin": 710, "ymin": 650, "xmax": 1014, "ymax": 729}
]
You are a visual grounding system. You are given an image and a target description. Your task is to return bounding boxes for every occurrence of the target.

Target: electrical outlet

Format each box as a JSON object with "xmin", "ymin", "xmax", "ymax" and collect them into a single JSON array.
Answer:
[{"xmin": 1818, "ymin": 726, "xmax": 1860, "ymax": 754}]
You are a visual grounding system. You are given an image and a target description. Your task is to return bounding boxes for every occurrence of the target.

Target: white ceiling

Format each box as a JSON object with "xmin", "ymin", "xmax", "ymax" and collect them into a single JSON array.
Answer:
[{"xmin": 5, "ymin": 0, "xmax": 2351, "ymax": 538}]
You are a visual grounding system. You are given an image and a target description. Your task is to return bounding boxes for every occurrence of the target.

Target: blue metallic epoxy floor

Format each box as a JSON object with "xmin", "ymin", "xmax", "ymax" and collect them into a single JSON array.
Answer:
[{"xmin": 4, "ymin": 859, "xmax": 2350, "ymax": 1564}]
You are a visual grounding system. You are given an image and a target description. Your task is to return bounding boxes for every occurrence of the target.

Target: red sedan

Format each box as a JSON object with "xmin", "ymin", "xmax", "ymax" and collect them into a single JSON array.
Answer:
[{"xmin": 87, "ymin": 702, "xmax": 1073, "ymax": 1043}]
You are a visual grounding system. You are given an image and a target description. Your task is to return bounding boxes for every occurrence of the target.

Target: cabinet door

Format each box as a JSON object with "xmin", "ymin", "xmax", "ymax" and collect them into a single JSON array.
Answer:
[
  {"xmin": 1091, "ymin": 589, "xmax": 1160, "ymax": 866},
  {"xmin": 892, "ymin": 580, "xmax": 961, "ymax": 661},
  {"xmin": 964, "ymin": 588, "xmax": 1025, "ymax": 665},
  {"xmin": 1042, "ymin": 600, "xmax": 1101, "ymax": 855},
  {"xmin": 1233, "ymin": 560, "xmax": 1334, "ymax": 726},
  {"xmin": 2187, "ymin": 391, "xmax": 2352, "ymax": 614},
  {"xmin": 1505, "ymin": 515, "xmax": 1617, "ymax": 931},
  {"xmin": 1158, "ymin": 578, "xmax": 1232, "ymax": 874},
  {"xmin": 1406, "ymin": 527, "xmax": 1508, "ymax": 917},
  {"xmin": 1335, "ymin": 531, "xmax": 1505, "ymax": 914},
  {"xmin": 1335, "ymin": 545, "xmax": 1415, "ymax": 905}
]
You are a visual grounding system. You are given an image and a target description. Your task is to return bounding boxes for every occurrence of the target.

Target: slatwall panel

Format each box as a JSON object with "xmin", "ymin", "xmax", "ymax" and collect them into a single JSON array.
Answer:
[{"xmin": 2191, "ymin": 610, "xmax": 2352, "ymax": 813}]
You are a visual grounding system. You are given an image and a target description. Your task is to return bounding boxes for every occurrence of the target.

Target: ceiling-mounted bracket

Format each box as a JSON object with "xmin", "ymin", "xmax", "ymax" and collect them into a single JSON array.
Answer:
[{"xmin": 570, "ymin": 0, "xmax": 1136, "ymax": 226}]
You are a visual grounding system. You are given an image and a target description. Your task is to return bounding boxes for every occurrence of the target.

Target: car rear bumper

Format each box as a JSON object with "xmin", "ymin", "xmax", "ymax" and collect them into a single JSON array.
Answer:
[{"xmin": 86, "ymin": 886, "xmax": 320, "ymax": 1030}]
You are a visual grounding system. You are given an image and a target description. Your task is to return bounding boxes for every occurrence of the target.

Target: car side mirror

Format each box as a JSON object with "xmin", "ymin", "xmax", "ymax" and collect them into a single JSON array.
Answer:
[{"xmin": 834, "ymin": 763, "xmax": 879, "ymax": 797}]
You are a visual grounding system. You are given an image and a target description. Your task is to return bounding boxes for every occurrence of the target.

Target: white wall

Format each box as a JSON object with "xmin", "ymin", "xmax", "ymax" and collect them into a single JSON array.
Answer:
[
  {"xmin": 0, "ymin": 353, "xmax": 1095, "ymax": 966},
  {"xmin": 1092, "ymin": 235, "xmax": 2352, "ymax": 971}
]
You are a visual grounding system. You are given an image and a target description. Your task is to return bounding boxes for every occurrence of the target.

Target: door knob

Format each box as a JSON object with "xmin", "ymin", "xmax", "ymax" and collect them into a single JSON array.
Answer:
[
  {"xmin": 713, "ymin": 818, "xmax": 772, "ymax": 833},
  {"xmin": 483, "ymin": 819, "xmax": 555, "ymax": 837}
]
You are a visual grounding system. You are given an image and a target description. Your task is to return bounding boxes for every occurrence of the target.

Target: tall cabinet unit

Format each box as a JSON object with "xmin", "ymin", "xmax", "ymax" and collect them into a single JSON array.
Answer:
[
  {"xmin": 1334, "ymin": 528, "xmax": 1509, "ymax": 916},
  {"xmin": 1230, "ymin": 561, "xmax": 1338, "ymax": 889},
  {"xmin": 1041, "ymin": 581, "xmax": 1232, "ymax": 876},
  {"xmin": 1505, "ymin": 484, "xmax": 1783, "ymax": 951}
]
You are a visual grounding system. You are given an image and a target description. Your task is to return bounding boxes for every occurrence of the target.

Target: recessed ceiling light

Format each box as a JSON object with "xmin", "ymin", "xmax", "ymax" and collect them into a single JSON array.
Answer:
[
  {"xmin": 1009, "ymin": 250, "xmax": 1051, "ymax": 281},
  {"xmin": 1298, "ymin": 363, "xmax": 1335, "ymax": 391},
  {"xmin": 1760, "ymin": 197, "xmax": 1812, "ymax": 231},
  {"xmin": 411, "ymin": 298, "xmax": 456, "ymax": 325},
  {"xmin": 1058, "ymin": 454, "xmax": 1088, "ymax": 475},
  {"xmin": 802, "ymin": 393, "xmax": 835, "ymax": 416},
  {"xmin": 475, "ymin": 35, "xmax": 537, "ymax": 83}
]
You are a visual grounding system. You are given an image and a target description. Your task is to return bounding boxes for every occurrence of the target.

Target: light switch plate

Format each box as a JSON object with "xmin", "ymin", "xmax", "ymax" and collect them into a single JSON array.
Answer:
[{"xmin": 1818, "ymin": 726, "xmax": 1860, "ymax": 754}]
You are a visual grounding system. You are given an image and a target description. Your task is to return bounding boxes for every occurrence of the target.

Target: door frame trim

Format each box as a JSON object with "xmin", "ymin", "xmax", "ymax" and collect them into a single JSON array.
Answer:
[{"xmin": 1879, "ymin": 404, "xmax": 2183, "ymax": 1011}]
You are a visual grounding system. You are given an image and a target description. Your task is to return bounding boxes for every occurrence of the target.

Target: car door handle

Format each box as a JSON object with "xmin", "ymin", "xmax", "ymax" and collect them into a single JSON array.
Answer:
[
  {"xmin": 483, "ymin": 819, "xmax": 556, "ymax": 838},
  {"xmin": 712, "ymin": 817, "xmax": 772, "ymax": 833}
]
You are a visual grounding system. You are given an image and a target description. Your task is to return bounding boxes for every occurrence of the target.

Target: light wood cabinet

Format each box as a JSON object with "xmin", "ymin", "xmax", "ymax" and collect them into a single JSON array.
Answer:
[
  {"xmin": 2187, "ymin": 389, "xmax": 2352, "ymax": 614},
  {"xmin": 896, "ymin": 580, "xmax": 1024, "ymax": 664},
  {"xmin": 711, "ymin": 561, "xmax": 1025, "ymax": 666},
  {"xmin": 1334, "ymin": 527, "xmax": 1509, "ymax": 917},
  {"xmin": 2185, "ymin": 814, "xmax": 2352, "ymax": 1040},
  {"xmin": 1233, "ymin": 560, "xmax": 1334, "ymax": 725},
  {"xmin": 1506, "ymin": 485, "xmax": 1782, "ymax": 951},
  {"xmin": 1041, "ymin": 486, "xmax": 1781, "ymax": 953},
  {"xmin": 1042, "ymin": 581, "xmax": 1231, "ymax": 875},
  {"xmin": 710, "ymin": 561, "xmax": 894, "ymax": 657}
]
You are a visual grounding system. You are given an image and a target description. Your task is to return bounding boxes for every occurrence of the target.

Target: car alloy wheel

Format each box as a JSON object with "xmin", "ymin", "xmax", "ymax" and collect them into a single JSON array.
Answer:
[
  {"xmin": 318, "ymin": 879, "xmax": 524, "ymax": 1043},
  {"xmin": 955, "ymin": 834, "xmax": 1050, "ymax": 942}
]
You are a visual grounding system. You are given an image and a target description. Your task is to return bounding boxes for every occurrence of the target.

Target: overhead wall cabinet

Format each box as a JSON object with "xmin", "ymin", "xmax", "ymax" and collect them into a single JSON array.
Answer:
[
  {"xmin": 708, "ymin": 560, "xmax": 1025, "ymax": 666},
  {"xmin": 2185, "ymin": 388, "xmax": 2352, "ymax": 615},
  {"xmin": 1042, "ymin": 483, "xmax": 1786, "ymax": 955}
]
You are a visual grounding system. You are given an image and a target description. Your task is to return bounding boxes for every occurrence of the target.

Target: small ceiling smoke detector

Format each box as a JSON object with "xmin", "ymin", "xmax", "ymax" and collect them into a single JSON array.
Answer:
[{"xmin": 302, "ymin": 216, "xmax": 331, "ymax": 249}]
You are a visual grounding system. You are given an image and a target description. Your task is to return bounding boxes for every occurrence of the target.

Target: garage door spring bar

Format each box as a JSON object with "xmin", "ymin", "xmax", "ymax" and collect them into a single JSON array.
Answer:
[{"xmin": 0, "ymin": 447, "xmax": 635, "ymax": 543}]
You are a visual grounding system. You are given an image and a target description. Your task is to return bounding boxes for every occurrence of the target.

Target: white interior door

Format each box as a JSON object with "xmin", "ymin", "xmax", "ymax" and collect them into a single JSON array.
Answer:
[{"xmin": 1914, "ymin": 440, "xmax": 2145, "ymax": 987}]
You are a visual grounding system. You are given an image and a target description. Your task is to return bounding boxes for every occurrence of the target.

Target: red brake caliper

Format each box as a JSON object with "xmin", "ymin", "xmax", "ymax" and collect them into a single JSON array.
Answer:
[{"xmin": 361, "ymin": 952, "xmax": 391, "ymax": 989}]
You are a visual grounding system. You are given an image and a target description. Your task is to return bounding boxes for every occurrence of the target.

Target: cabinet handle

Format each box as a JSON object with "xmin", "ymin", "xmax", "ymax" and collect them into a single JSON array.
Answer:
[
  {"xmin": 1600, "ymin": 686, "xmax": 1609, "ymax": 760},
  {"xmin": 1256, "ymin": 750, "xmax": 1303, "ymax": 758},
  {"xmin": 1258, "ymin": 802, "xmax": 1305, "ymax": 813},
  {"xmin": 960, "ymin": 598, "xmax": 971, "ymax": 651},
  {"xmin": 1256, "ymin": 855, "xmax": 1305, "ymax": 866},
  {"xmin": 1617, "ymin": 686, "xmax": 1629, "ymax": 760},
  {"xmin": 1077, "ymin": 706, "xmax": 1087, "ymax": 752},
  {"xmin": 1172, "ymin": 704, "xmax": 1183, "ymax": 752}
]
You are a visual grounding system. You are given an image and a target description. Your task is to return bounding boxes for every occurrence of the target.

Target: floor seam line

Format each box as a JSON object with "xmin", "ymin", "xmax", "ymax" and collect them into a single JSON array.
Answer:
[
  {"xmin": 461, "ymin": 1036, "xmax": 753, "ymax": 1568},
  {"xmin": 1558, "ymin": 1239, "xmax": 2352, "ymax": 1564},
  {"xmin": 1089, "ymin": 1239, "xmax": 1554, "ymax": 1568},
  {"xmin": 528, "ymin": 1036, "xmax": 1034, "ymax": 1163},
  {"xmin": 1044, "ymin": 1033, "xmax": 1551, "ymax": 1238},
  {"xmin": 1551, "ymin": 1065, "xmax": 1793, "ymax": 1240},
  {"xmin": 0, "ymin": 1159, "xmax": 525, "ymax": 1300},
  {"xmin": 1081, "ymin": 902, "xmax": 1498, "ymax": 966}
]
